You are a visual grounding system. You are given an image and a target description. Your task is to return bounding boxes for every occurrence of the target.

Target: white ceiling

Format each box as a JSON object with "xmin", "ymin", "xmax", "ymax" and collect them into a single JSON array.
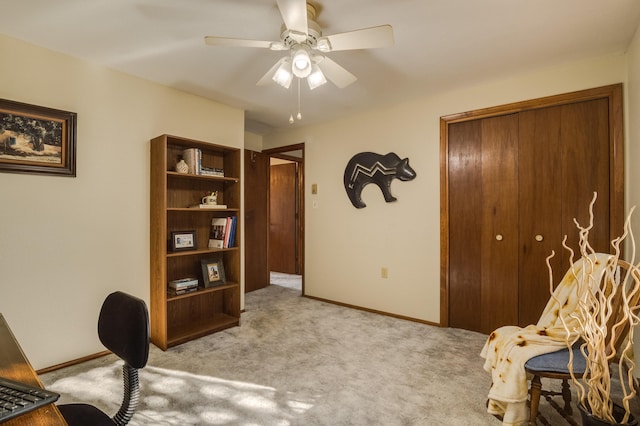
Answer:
[{"xmin": 2, "ymin": 0, "xmax": 640, "ymax": 134}]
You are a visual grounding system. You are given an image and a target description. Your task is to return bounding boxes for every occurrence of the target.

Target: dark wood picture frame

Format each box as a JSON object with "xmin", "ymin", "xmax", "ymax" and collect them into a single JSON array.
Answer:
[
  {"xmin": 169, "ymin": 230, "xmax": 197, "ymax": 252},
  {"xmin": 201, "ymin": 257, "xmax": 226, "ymax": 288},
  {"xmin": 0, "ymin": 98, "xmax": 77, "ymax": 177}
]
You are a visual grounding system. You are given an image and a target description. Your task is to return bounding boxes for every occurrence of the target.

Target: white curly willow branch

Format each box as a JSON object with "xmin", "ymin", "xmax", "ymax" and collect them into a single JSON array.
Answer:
[{"xmin": 546, "ymin": 192, "xmax": 639, "ymax": 423}]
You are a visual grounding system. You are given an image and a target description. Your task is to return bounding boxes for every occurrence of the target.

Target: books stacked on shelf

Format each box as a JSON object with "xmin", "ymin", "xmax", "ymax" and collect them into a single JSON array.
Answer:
[
  {"xmin": 208, "ymin": 216, "xmax": 237, "ymax": 249},
  {"xmin": 168, "ymin": 277, "xmax": 199, "ymax": 296},
  {"xmin": 200, "ymin": 166, "xmax": 224, "ymax": 177},
  {"xmin": 181, "ymin": 148, "xmax": 224, "ymax": 177},
  {"xmin": 182, "ymin": 148, "xmax": 201, "ymax": 175}
]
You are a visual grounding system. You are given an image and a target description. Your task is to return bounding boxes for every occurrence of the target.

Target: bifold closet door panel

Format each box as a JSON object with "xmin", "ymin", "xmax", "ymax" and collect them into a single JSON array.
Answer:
[
  {"xmin": 559, "ymin": 98, "xmax": 611, "ymax": 267},
  {"xmin": 448, "ymin": 115, "xmax": 519, "ymax": 334},
  {"xmin": 479, "ymin": 114, "xmax": 519, "ymax": 333},
  {"xmin": 448, "ymin": 120, "xmax": 483, "ymax": 332},
  {"xmin": 518, "ymin": 106, "xmax": 563, "ymax": 327},
  {"xmin": 517, "ymin": 99, "xmax": 611, "ymax": 326}
]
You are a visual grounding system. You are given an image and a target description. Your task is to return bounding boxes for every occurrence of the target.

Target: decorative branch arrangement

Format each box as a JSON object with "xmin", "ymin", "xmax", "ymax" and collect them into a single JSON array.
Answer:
[{"xmin": 546, "ymin": 193, "xmax": 640, "ymax": 423}]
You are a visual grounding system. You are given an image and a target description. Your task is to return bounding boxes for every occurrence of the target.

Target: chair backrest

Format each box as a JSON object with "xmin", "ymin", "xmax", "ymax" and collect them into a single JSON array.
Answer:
[{"xmin": 97, "ymin": 291, "xmax": 149, "ymax": 369}]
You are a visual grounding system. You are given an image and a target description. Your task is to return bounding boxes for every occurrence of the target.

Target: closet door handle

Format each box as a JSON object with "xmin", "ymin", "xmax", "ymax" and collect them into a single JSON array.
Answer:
[
  {"xmin": 535, "ymin": 234, "xmax": 544, "ymax": 242},
  {"xmin": 495, "ymin": 234, "xmax": 503, "ymax": 241}
]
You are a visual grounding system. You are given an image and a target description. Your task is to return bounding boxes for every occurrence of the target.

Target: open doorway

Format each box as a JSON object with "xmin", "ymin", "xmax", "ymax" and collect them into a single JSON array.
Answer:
[
  {"xmin": 265, "ymin": 144, "xmax": 304, "ymax": 294},
  {"xmin": 244, "ymin": 144, "xmax": 304, "ymax": 294}
]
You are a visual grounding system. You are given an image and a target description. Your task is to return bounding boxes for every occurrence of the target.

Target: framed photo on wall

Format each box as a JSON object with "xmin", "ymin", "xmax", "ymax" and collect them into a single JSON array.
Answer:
[
  {"xmin": 201, "ymin": 257, "xmax": 226, "ymax": 288},
  {"xmin": 0, "ymin": 98, "xmax": 77, "ymax": 177},
  {"xmin": 169, "ymin": 230, "xmax": 197, "ymax": 252}
]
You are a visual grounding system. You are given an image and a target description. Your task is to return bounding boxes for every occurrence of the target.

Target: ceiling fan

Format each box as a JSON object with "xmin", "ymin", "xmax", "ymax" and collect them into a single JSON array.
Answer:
[{"xmin": 204, "ymin": 0, "xmax": 394, "ymax": 90}]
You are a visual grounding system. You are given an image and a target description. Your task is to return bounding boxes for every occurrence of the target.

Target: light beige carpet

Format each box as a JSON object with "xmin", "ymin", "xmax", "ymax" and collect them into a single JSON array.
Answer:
[
  {"xmin": 40, "ymin": 285, "xmax": 638, "ymax": 425},
  {"xmin": 270, "ymin": 272, "xmax": 302, "ymax": 291}
]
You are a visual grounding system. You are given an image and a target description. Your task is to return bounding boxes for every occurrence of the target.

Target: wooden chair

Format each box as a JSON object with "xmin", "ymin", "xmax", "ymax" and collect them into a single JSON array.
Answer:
[{"xmin": 524, "ymin": 258, "xmax": 640, "ymax": 425}]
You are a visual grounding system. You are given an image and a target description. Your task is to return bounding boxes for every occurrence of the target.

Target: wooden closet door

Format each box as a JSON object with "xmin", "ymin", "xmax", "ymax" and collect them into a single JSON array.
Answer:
[
  {"xmin": 448, "ymin": 120, "xmax": 482, "ymax": 332},
  {"xmin": 518, "ymin": 107, "xmax": 563, "ymax": 326},
  {"xmin": 518, "ymin": 99, "xmax": 611, "ymax": 326},
  {"xmin": 442, "ymin": 85, "xmax": 624, "ymax": 334},
  {"xmin": 448, "ymin": 114, "xmax": 519, "ymax": 334},
  {"xmin": 559, "ymin": 98, "xmax": 611, "ymax": 264}
]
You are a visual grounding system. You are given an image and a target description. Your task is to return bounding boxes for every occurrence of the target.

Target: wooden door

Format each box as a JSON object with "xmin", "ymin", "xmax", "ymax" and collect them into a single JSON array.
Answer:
[
  {"xmin": 517, "ymin": 106, "xmax": 564, "ymax": 326},
  {"xmin": 448, "ymin": 114, "xmax": 519, "ymax": 333},
  {"xmin": 269, "ymin": 162, "xmax": 298, "ymax": 274},
  {"xmin": 517, "ymin": 99, "xmax": 612, "ymax": 325},
  {"xmin": 244, "ymin": 150, "xmax": 269, "ymax": 293},
  {"xmin": 558, "ymin": 98, "xmax": 611, "ymax": 260},
  {"xmin": 444, "ymin": 85, "xmax": 623, "ymax": 335}
]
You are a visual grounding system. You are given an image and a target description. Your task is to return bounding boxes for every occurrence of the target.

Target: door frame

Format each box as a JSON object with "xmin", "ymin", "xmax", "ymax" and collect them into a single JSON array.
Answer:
[
  {"xmin": 439, "ymin": 84, "xmax": 624, "ymax": 327},
  {"xmin": 263, "ymin": 143, "xmax": 305, "ymax": 293}
]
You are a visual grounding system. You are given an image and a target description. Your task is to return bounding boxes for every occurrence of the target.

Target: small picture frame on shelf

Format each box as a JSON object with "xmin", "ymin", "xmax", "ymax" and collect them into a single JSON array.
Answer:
[
  {"xmin": 169, "ymin": 230, "xmax": 197, "ymax": 252},
  {"xmin": 201, "ymin": 257, "xmax": 226, "ymax": 287}
]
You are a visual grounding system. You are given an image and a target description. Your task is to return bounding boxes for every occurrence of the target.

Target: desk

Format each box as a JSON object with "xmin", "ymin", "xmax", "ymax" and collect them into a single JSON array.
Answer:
[{"xmin": 0, "ymin": 313, "xmax": 67, "ymax": 426}]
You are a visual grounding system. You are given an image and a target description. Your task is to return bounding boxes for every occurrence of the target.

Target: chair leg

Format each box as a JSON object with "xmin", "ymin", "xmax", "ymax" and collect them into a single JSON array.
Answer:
[
  {"xmin": 561, "ymin": 379, "xmax": 572, "ymax": 415},
  {"xmin": 529, "ymin": 375, "xmax": 542, "ymax": 426}
]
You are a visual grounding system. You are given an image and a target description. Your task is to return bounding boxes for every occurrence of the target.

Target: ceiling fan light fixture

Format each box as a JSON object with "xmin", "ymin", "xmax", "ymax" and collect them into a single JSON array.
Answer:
[
  {"xmin": 272, "ymin": 60, "xmax": 293, "ymax": 88},
  {"xmin": 291, "ymin": 45, "xmax": 312, "ymax": 78},
  {"xmin": 307, "ymin": 65, "xmax": 327, "ymax": 90}
]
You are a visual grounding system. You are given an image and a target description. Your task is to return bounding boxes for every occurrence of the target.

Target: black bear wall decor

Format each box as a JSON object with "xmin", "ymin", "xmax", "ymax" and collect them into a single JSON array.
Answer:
[{"xmin": 343, "ymin": 152, "xmax": 417, "ymax": 209}]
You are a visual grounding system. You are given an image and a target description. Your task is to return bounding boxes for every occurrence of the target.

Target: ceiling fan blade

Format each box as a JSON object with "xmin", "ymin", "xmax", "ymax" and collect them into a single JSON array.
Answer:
[
  {"xmin": 316, "ymin": 57, "xmax": 357, "ymax": 88},
  {"xmin": 276, "ymin": 0, "xmax": 308, "ymax": 37},
  {"xmin": 322, "ymin": 25, "xmax": 394, "ymax": 52},
  {"xmin": 256, "ymin": 58, "xmax": 286, "ymax": 86},
  {"xmin": 205, "ymin": 36, "xmax": 284, "ymax": 50}
]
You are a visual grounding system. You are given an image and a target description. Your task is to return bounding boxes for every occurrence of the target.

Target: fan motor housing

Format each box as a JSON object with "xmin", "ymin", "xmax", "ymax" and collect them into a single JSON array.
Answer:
[{"xmin": 280, "ymin": 3, "xmax": 322, "ymax": 48}]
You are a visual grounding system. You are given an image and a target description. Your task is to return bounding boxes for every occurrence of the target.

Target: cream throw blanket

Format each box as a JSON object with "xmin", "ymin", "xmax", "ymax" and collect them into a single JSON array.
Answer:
[{"xmin": 480, "ymin": 253, "xmax": 612, "ymax": 425}]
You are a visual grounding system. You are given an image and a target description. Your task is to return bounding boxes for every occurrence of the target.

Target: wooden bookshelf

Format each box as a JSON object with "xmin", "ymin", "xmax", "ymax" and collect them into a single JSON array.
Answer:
[{"xmin": 150, "ymin": 134, "xmax": 241, "ymax": 350}]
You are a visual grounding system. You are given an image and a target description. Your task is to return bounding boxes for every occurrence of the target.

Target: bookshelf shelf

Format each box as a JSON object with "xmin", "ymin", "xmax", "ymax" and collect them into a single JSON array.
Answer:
[
  {"xmin": 166, "ymin": 282, "xmax": 239, "ymax": 302},
  {"xmin": 150, "ymin": 134, "xmax": 241, "ymax": 351},
  {"xmin": 165, "ymin": 247, "xmax": 239, "ymax": 258},
  {"xmin": 166, "ymin": 313, "xmax": 239, "ymax": 348},
  {"xmin": 167, "ymin": 171, "xmax": 239, "ymax": 183}
]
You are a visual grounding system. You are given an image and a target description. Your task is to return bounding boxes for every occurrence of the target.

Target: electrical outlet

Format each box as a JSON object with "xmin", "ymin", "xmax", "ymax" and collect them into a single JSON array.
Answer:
[{"xmin": 381, "ymin": 267, "xmax": 388, "ymax": 279}]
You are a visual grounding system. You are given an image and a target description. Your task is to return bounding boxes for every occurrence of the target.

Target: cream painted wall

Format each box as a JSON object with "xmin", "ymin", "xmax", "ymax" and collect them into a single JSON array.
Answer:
[
  {"xmin": 0, "ymin": 35, "xmax": 244, "ymax": 370},
  {"xmin": 244, "ymin": 131, "xmax": 263, "ymax": 152},
  {"xmin": 264, "ymin": 53, "xmax": 630, "ymax": 325},
  {"xmin": 625, "ymin": 23, "xmax": 640, "ymax": 368}
]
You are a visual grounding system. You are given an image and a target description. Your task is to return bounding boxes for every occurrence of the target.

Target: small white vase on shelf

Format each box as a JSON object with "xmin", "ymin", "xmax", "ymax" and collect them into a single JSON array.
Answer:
[{"xmin": 175, "ymin": 159, "xmax": 189, "ymax": 174}]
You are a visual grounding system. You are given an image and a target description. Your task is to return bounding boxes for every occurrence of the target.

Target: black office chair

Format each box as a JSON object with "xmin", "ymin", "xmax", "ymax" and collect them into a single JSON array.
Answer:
[{"xmin": 58, "ymin": 291, "xmax": 150, "ymax": 426}]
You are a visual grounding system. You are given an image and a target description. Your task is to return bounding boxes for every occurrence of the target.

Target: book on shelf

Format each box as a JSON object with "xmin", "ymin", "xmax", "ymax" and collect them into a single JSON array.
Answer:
[
  {"xmin": 228, "ymin": 216, "xmax": 237, "ymax": 247},
  {"xmin": 188, "ymin": 204, "xmax": 228, "ymax": 209},
  {"xmin": 181, "ymin": 149, "xmax": 224, "ymax": 177},
  {"xmin": 224, "ymin": 216, "xmax": 237, "ymax": 248},
  {"xmin": 208, "ymin": 216, "xmax": 237, "ymax": 249},
  {"xmin": 208, "ymin": 217, "xmax": 227, "ymax": 248},
  {"xmin": 182, "ymin": 148, "xmax": 201, "ymax": 174},
  {"xmin": 200, "ymin": 166, "xmax": 224, "ymax": 177},
  {"xmin": 167, "ymin": 286, "xmax": 198, "ymax": 296},
  {"xmin": 223, "ymin": 217, "xmax": 231, "ymax": 248},
  {"xmin": 169, "ymin": 277, "xmax": 199, "ymax": 289}
]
